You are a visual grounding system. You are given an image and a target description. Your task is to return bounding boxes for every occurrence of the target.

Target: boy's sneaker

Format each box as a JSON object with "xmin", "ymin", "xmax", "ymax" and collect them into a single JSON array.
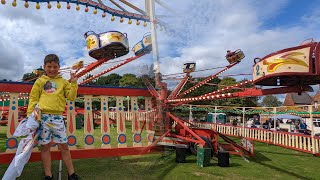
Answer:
[
  {"xmin": 68, "ymin": 173, "xmax": 79, "ymax": 180},
  {"xmin": 44, "ymin": 175, "xmax": 53, "ymax": 180}
]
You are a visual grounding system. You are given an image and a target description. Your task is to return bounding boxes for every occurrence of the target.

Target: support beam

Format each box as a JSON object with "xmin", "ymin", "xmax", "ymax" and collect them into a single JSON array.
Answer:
[
  {"xmin": 169, "ymin": 85, "xmax": 313, "ymax": 105},
  {"xmin": 168, "ymin": 74, "xmax": 189, "ymax": 99},
  {"xmin": 0, "ymin": 82, "xmax": 151, "ymax": 96},
  {"xmin": 178, "ymin": 62, "xmax": 240, "ymax": 97}
]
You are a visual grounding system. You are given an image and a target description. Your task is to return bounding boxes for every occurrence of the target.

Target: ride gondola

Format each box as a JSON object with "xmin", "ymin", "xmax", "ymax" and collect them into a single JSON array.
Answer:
[
  {"xmin": 132, "ymin": 33, "xmax": 152, "ymax": 56},
  {"xmin": 253, "ymin": 39, "xmax": 320, "ymax": 86},
  {"xmin": 84, "ymin": 30, "xmax": 129, "ymax": 60},
  {"xmin": 225, "ymin": 49, "xmax": 245, "ymax": 64},
  {"xmin": 183, "ymin": 62, "xmax": 196, "ymax": 73}
]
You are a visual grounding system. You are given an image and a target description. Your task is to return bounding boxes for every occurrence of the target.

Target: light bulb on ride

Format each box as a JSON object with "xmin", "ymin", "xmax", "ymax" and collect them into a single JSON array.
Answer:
[
  {"xmin": 36, "ymin": 2, "xmax": 40, "ymax": 9},
  {"xmin": 136, "ymin": 20, "xmax": 140, "ymax": 26},
  {"xmin": 47, "ymin": 2, "xmax": 51, "ymax": 9},
  {"xmin": 143, "ymin": 21, "xmax": 147, "ymax": 27},
  {"xmin": 76, "ymin": 3, "xmax": 80, "ymax": 11},
  {"xmin": 111, "ymin": 15, "xmax": 115, "ymax": 21},
  {"xmin": 128, "ymin": 19, "xmax": 132, "ymax": 24},
  {"xmin": 66, "ymin": 2, "xmax": 70, "ymax": 9},
  {"xmin": 120, "ymin": 17, "xmax": 124, "ymax": 23},
  {"xmin": 102, "ymin": 12, "xmax": 106, "ymax": 18},
  {"xmin": 1, "ymin": 0, "xmax": 6, "ymax": 5},
  {"xmin": 57, "ymin": 1, "xmax": 61, "ymax": 9},
  {"xmin": 12, "ymin": 0, "xmax": 16, "ymax": 7},
  {"xmin": 85, "ymin": 5, "xmax": 88, "ymax": 12},
  {"xmin": 24, "ymin": 1, "xmax": 29, "ymax": 8},
  {"xmin": 93, "ymin": 8, "xmax": 97, "ymax": 14}
]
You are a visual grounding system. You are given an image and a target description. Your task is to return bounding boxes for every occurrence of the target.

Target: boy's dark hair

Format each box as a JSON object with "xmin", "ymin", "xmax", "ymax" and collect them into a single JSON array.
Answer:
[{"xmin": 44, "ymin": 54, "xmax": 60, "ymax": 66}]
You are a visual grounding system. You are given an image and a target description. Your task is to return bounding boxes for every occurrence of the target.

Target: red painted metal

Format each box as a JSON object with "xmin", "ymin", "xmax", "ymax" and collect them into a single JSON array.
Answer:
[
  {"xmin": 140, "ymin": 130, "xmax": 170, "ymax": 155},
  {"xmin": 142, "ymin": 76, "xmax": 160, "ymax": 100},
  {"xmin": 0, "ymin": 147, "xmax": 162, "ymax": 164},
  {"xmin": 167, "ymin": 112, "xmax": 206, "ymax": 146},
  {"xmin": 79, "ymin": 54, "xmax": 146, "ymax": 84},
  {"xmin": 169, "ymin": 85, "xmax": 312, "ymax": 105},
  {"xmin": 168, "ymin": 74, "xmax": 189, "ymax": 99},
  {"xmin": 169, "ymin": 134, "xmax": 203, "ymax": 144},
  {"xmin": 178, "ymin": 62, "xmax": 240, "ymax": 97},
  {"xmin": 0, "ymin": 82, "xmax": 151, "ymax": 96},
  {"xmin": 75, "ymin": 58, "xmax": 109, "ymax": 79}
]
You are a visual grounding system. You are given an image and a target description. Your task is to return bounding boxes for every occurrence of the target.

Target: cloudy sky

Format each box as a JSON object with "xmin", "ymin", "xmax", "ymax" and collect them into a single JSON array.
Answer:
[{"xmin": 1, "ymin": 0, "xmax": 320, "ymax": 101}]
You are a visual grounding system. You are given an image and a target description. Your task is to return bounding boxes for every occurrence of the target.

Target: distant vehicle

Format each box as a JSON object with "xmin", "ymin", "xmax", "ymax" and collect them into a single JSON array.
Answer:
[{"xmin": 206, "ymin": 113, "xmax": 227, "ymax": 124}]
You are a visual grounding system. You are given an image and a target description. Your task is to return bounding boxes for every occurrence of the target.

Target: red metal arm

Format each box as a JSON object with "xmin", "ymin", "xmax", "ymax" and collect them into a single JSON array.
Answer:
[
  {"xmin": 169, "ymin": 85, "xmax": 312, "ymax": 105},
  {"xmin": 79, "ymin": 54, "xmax": 146, "ymax": 85},
  {"xmin": 75, "ymin": 58, "xmax": 109, "ymax": 79},
  {"xmin": 178, "ymin": 62, "xmax": 240, "ymax": 97},
  {"xmin": 167, "ymin": 112, "xmax": 206, "ymax": 146},
  {"xmin": 168, "ymin": 74, "xmax": 189, "ymax": 99}
]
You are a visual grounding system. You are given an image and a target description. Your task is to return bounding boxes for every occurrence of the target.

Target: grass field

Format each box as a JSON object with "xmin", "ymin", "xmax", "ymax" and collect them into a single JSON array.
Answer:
[{"xmin": 1, "ymin": 125, "xmax": 320, "ymax": 180}]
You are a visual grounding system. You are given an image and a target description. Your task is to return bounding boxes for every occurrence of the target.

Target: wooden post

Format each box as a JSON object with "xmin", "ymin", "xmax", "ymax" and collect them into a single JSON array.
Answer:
[
  {"xmin": 116, "ymin": 96, "xmax": 127, "ymax": 148},
  {"xmin": 6, "ymin": 93, "xmax": 19, "ymax": 153},
  {"xmin": 131, "ymin": 96, "xmax": 142, "ymax": 147},
  {"xmin": 84, "ymin": 95, "xmax": 94, "ymax": 149},
  {"xmin": 101, "ymin": 96, "xmax": 111, "ymax": 148},
  {"xmin": 309, "ymin": 105, "xmax": 316, "ymax": 154},
  {"xmin": 66, "ymin": 100, "xmax": 77, "ymax": 150}
]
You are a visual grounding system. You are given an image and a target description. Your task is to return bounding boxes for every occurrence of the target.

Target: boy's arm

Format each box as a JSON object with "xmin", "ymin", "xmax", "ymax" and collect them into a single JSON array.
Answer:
[
  {"xmin": 64, "ymin": 81, "xmax": 78, "ymax": 101},
  {"xmin": 27, "ymin": 80, "xmax": 41, "ymax": 117}
]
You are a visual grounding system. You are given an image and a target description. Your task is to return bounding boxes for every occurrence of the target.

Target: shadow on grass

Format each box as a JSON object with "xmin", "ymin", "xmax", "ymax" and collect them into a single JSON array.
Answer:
[{"xmin": 251, "ymin": 151, "xmax": 312, "ymax": 180}]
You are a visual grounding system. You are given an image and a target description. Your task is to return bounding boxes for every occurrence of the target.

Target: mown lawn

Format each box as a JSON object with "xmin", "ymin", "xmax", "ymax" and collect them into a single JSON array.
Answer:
[{"xmin": 0, "ymin": 125, "xmax": 320, "ymax": 180}]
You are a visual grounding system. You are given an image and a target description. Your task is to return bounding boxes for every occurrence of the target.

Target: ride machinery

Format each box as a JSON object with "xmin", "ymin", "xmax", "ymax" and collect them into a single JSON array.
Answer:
[
  {"xmin": 144, "ymin": 39, "xmax": 320, "ymax": 158},
  {"xmin": 75, "ymin": 27, "xmax": 320, "ymax": 159}
]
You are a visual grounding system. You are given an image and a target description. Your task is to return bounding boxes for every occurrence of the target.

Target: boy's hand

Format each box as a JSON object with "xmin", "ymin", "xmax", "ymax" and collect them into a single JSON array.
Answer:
[{"xmin": 69, "ymin": 72, "xmax": 78, "ymax": 83}]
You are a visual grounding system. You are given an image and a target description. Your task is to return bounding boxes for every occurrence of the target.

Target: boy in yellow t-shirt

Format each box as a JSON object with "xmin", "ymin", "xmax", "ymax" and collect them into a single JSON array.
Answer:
[{"xmin": 27, "ymin": 54, "xmax": 79, "ymax": 180}]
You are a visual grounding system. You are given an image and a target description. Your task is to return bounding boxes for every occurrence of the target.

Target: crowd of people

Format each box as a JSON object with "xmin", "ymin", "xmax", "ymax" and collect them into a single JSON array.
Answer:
[{"xmin": 230, "ymin": 117, "xmax": 309, "ymax": 134}]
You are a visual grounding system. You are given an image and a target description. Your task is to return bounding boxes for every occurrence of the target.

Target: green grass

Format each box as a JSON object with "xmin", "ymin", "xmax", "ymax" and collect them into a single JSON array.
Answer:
[{"xmin": 1, "ymin": 126, "xmax": 320, "ymax": 179}]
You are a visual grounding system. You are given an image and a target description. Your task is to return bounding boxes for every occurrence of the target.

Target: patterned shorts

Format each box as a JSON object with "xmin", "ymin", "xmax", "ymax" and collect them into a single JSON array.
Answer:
[{"xmin": 38, "ymin": 114, "xmax": 67, "ymax": 145}]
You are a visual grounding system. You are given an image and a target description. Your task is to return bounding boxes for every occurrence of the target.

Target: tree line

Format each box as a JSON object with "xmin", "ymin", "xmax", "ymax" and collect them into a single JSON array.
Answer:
[{"xmin": 21, "ymin": 72, "xmax": 282, "ymax": 107}]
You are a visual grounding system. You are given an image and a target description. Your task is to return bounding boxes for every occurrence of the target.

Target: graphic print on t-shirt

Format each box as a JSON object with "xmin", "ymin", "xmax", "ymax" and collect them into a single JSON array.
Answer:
[{"xmin": 44, "ymin": 80, "xmax": 57, "ymax": 93}]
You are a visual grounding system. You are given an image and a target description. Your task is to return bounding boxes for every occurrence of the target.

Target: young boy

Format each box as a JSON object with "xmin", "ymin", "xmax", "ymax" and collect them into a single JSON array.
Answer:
[{"xmin": 27, "ymin": 54, "xmax": 79, "ymax": 180}]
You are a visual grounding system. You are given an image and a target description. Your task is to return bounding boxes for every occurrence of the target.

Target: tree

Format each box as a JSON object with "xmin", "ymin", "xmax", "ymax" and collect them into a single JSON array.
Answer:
[
  {"xmin": 96, "ymin": 73, "xmax": 122, "ymax": 86},
  {"xmin": 261, "ymin": 95, "xmax": 282, "ymax": 107},
  {"xmin": 83, "ymin": 74, "xmax": 95, "ymax": 85},
  {"xmin": 22, "ymin": 73, "xmax": 38, "ymax": 82},
  {"xmin": 119, "ymin": 74, "xmax": 139, "ymax": 87}
]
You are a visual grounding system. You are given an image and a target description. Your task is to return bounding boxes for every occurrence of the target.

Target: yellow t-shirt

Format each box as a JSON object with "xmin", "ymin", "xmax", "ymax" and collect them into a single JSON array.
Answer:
[{"xmin": 27, "ymin": 75, "xmax": 78, "ymax": 116}]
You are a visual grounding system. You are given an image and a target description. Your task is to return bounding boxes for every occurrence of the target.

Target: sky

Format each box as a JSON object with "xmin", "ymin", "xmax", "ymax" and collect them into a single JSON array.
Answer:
[{"xmin": 1, "ymin": 0, "xmax": 320, "ymax": 102}]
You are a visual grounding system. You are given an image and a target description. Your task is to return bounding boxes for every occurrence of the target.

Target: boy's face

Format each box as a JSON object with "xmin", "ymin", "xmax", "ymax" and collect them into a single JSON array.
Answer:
[{"xmin": 44, "ymin": 61, "xmax": 60, "ymax": 78}]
